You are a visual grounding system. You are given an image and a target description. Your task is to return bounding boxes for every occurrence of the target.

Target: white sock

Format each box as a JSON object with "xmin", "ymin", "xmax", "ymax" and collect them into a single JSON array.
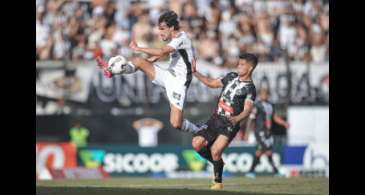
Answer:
[
  {"xmin": 180, "ymin": 119, "xmax": 200, "ymax": 134},
  {"xmin": 122, "ymin": 61, "xmax": 136, "ymax": 74}
]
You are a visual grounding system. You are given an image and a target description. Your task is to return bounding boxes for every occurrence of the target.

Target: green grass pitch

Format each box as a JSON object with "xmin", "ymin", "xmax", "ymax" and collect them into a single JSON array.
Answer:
[{"xmin": 36, "ymin": 176, "xmax": 329, "ymax": 195}]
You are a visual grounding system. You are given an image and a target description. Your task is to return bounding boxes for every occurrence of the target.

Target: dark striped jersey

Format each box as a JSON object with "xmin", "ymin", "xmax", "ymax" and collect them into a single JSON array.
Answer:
[{"xmin": 216, "ymin": 72, "xmax": 256, "ymax": 117}]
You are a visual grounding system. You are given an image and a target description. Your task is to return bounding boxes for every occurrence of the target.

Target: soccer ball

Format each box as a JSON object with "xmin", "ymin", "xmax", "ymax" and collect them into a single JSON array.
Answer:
[{"xmin": 108, "ymin": 55, "xmax": 127, "ymax": 74}]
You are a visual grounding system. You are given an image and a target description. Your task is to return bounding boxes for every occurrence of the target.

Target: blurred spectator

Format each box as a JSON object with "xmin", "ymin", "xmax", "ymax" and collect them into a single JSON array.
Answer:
[
  {"xmin": 181, "ymin": 1, "xmax": 207, "ymax": 39},
  {"xmin": 198, "ymin": 32, "xmax": 220, "ymax": 62},
  {"xmin": 132, "ymin": 9, "xmax": 151, "ymax": 47},
  {"xmin": 133, "ymin": 118, "xmax": 163, "ymax": 147},
  {"xmin": 42, "ymin": 98, "xmax": 71, "ymax": 115},
  {"xmin": 72, "ymin": 36, "xmax": 87, "ymax": 60},
  {"xmin": 310, "ymin": 24, "xmax": 327, "ymax": 63},
  {"xmin": 99, "ymin": 26, "xmax": 118, "ymax": 58},
  {"xmin": 36, "ymin": 12, "xmax": 52, "ymax": 60},
  {"xmin": 69, "ymin": 122, "xmax": 90, "ymax": 147},
  {"xmin": 36, "ymin": 0, "xmax": 329, "ymax": 65},
  {"xmin": 278, "ymin": 15, "xmax": 297, "ymax": 59}
]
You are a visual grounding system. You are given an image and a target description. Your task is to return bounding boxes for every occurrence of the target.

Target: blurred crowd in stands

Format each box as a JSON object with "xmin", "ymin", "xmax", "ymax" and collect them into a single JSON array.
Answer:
[{"xmin": 36, "ymin": 0, "xmax": 329, "ymax": 67}]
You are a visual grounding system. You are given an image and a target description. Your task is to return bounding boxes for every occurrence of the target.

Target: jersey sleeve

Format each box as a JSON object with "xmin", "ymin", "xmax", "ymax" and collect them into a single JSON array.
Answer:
[
  {"xmin": 167, "ymin": 36, "xmax": 184, "ymax": 50},
  {"xmin": 245, "ymin": 85, "xmax": 256, "ymax": 103},
  {"xmin": 192, "ymin": 47, "xmax": 197, "ymax": 59},
  {"xmin": 220, "ymin": 72, "xmax": 238, "ymax": 86}
]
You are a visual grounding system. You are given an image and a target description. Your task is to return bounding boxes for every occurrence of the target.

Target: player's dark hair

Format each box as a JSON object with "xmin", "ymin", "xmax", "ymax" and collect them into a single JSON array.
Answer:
[
  {"xmin": 239, "ymin": 53, "xmax": 258, "ymax": 69},
  {"xmin": 158, "ymin": 10, "xmax": 180, "ymax": 30}
]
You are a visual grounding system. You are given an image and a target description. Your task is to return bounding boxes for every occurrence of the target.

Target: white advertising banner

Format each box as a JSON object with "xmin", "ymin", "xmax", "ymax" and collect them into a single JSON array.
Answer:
[
  {"xmin": 36, "ymin": 61, "xmax": 329, "ymax": 106},
  {"xmin": 288, "ymin": 106, "xmax": 329, "ymax": 145}
]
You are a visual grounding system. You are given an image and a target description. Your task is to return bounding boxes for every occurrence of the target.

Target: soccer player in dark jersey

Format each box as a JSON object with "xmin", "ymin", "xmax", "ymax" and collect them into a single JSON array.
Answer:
[
  {"xmin": 191, "ymin": 53, "xmax": 258, "ymax": 190},
  {"xmin": 245, "ymin": 87, "xmax": 290, "ymax": 178}
]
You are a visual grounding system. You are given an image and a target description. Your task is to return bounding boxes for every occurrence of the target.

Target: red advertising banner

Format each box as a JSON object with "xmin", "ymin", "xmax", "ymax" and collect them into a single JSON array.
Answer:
[{"xmin": 36, "ymin": 142, "xmax": 77, "ymax": 171}]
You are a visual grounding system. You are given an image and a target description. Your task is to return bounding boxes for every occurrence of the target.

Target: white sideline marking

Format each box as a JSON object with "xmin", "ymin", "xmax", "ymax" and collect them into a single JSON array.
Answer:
[
  {"xmin": 128, "ymin": 183, "xmax": 242, "ymax": 188},
  {"xmin": 38, "ymin": 181, "xmax": 251, "ymax": 189}
]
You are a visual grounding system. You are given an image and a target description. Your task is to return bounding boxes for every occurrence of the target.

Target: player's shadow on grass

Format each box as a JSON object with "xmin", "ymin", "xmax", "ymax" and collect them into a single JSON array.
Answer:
[{"xmin": 36, "ymin": 186, "xmax": 313, "ymax": 195}]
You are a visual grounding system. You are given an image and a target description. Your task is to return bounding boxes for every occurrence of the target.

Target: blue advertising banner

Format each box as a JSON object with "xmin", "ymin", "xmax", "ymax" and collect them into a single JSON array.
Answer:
[{"xmin": 77, "ymin": 145, "xmax": 282, "ymax": 177}]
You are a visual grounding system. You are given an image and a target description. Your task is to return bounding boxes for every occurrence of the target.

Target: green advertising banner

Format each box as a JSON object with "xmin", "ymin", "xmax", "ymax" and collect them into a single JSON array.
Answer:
[{"xmin": 77, "ymin": 145, "xmax": 282, "ymax": 177}]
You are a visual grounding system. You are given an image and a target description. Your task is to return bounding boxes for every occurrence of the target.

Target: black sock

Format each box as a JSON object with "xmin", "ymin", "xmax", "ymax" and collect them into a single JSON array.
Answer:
[
  {"xmin": 212, "ymin": 159, "xmax": 224, "ymax": 183},
  {"xmin": 198, "ymin": 147, "xmax": 213, "ymax": 163},
  {"xmin": 249, "ymin": 155, "xmax": 260, "ymax": 173},
  {"xmin": 267, "ymin": 155, "xmax": 278, "ymax": 174}
]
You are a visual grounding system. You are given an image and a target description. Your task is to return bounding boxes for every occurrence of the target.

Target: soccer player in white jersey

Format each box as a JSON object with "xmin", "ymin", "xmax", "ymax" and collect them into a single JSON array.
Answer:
[{"xmin": 95, "ymin": 11, "xmax": 199, "ymax": 134}]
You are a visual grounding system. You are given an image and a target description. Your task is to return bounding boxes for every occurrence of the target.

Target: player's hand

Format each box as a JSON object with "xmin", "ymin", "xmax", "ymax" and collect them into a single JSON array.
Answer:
[
  {"xmin": 284, "ymin": 123, "xmax": 290, "ymax": 129},
  {"xmin": 192, "ymin": 58, "xmax": 197, "ymax": 73},
  {"xmin": 129, "ymin": 39, "xmax": 139, "ymax": 51},
  {"xmin": 228, "ymin": 116, "xmax": 240, "ymax": 126}
]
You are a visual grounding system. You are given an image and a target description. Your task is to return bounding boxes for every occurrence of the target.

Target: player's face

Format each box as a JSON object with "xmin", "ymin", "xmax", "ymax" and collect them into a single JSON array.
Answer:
[
  {"xmin": 158, "ymin": 22, "xmax": 173, "ymax": 41},
  {"xmin": 236, "ymin": 59, "xmax": 253, "ymax": 76}
]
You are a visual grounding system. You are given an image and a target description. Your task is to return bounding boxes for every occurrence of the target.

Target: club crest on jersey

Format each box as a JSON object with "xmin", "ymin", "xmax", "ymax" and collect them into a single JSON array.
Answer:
[
  {"xmin": 246, "ymin": 94, "xmax": 252, "ymax": 99},
  {"xmin": 173, "ymin": 92, "xmax": 181, "ymax": 100},
  {"xmin": 227, "ymin": 126, "xmax": 233, "ymax": 132}
]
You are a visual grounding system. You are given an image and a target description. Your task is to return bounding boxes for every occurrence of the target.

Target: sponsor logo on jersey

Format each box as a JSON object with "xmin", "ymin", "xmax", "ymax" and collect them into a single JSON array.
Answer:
[
  {"xmin": 218, "ymin": 100, "xmax": 234, "ymax": 113},
  {"xmin": 173, "ymin": 92, "xmax": 181, "ymax": 100}
]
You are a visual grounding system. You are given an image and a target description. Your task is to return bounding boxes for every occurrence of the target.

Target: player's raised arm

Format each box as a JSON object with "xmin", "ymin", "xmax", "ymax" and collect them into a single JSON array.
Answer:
[
  {"xmin": 244, "ymin": 107, "xmax": 257, "ymax": 141},
  {"xmin": 129, "ymin": 39, "xmax": 174, "ymax": 57},
  {"xmin": 273, "ymin": 113, "xmax": 290, "ymax": 129},
  {"xmin": 228, "ymin": 99, "xmax": 254, "ymax": 125},
  {"xmin": 146, "ymin": 55, "xmax": 162, "ymax": 63},
  {"xmin": 193, "ymin": 71, "xmax": 224, "ymax": 88}
]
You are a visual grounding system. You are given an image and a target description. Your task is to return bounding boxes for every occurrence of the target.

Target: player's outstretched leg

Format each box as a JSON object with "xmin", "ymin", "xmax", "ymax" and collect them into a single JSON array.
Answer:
[
  {"xmin": 246, "ymin": 150, "xmax": 262, "ymax": 178},
  {"xmin": 170, "ymin": 104, "xmax": 201, "ymax": 133},
  {"xmin": 180, "ymin": 119, "xmax": 201, "ymax": 133},
  {"xmin": 95, "ymin": 56, "xmax": 113, "ymax": 78},
  {"xmin": 192, "ymin": 136, "xmax": 213, "ymax": 162},
  {"xmin": 95, "ymin": 56, "xmax": 155, "ymax": 80},
  {"xmin": 209, "ymin": 135, "xmax": 230, "ymax": 190},
  {"xmin": 265, "ymin": 150, "xmax": 284, "ymax": 177}
]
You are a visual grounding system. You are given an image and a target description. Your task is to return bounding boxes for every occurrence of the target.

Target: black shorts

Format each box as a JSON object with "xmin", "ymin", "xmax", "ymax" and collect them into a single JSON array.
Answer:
[
  {"xmin": 194, "ymin": 114, "xmax": 240, "ymax": 146},
  {"xmin": 254, "ymin": 131, "xmax": 274, "ymax": 151}
]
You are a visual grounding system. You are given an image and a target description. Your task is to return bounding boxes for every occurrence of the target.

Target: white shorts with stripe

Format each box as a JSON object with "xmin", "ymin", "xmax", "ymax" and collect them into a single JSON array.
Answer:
[{"xmin": 152, "ymin": 64, "xmax": 190, "ymax": 110}]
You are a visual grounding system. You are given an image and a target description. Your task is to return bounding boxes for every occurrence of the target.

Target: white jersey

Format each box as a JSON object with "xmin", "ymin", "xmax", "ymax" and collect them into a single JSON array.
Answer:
[
  {"xmin": 151, "ymin": 31, "xmax": 195, "ymax": 110},
  {"xmin": 167, "ymin": 31, "xmax": 195, "ymax": 83}
]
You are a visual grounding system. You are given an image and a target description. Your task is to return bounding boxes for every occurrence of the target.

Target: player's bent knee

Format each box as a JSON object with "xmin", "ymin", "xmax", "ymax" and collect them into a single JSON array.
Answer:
[
  {"xmin": 170, "ymin": 117, "xmax": 182, "ymax": 129},
  {"xmin": 192, "ymin": 137, "xmax": 205, "ymax": 151},
  {"xmin": 210, "ymin": 147, "xmax": 223, "ymax": 159},
  {"xmin": 192, "ymin": 141, "xmax": 202, "ymax": 151},
  {"xmin": 170, "ymin": 120, "xmax": 182, "ymax": 129}
]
